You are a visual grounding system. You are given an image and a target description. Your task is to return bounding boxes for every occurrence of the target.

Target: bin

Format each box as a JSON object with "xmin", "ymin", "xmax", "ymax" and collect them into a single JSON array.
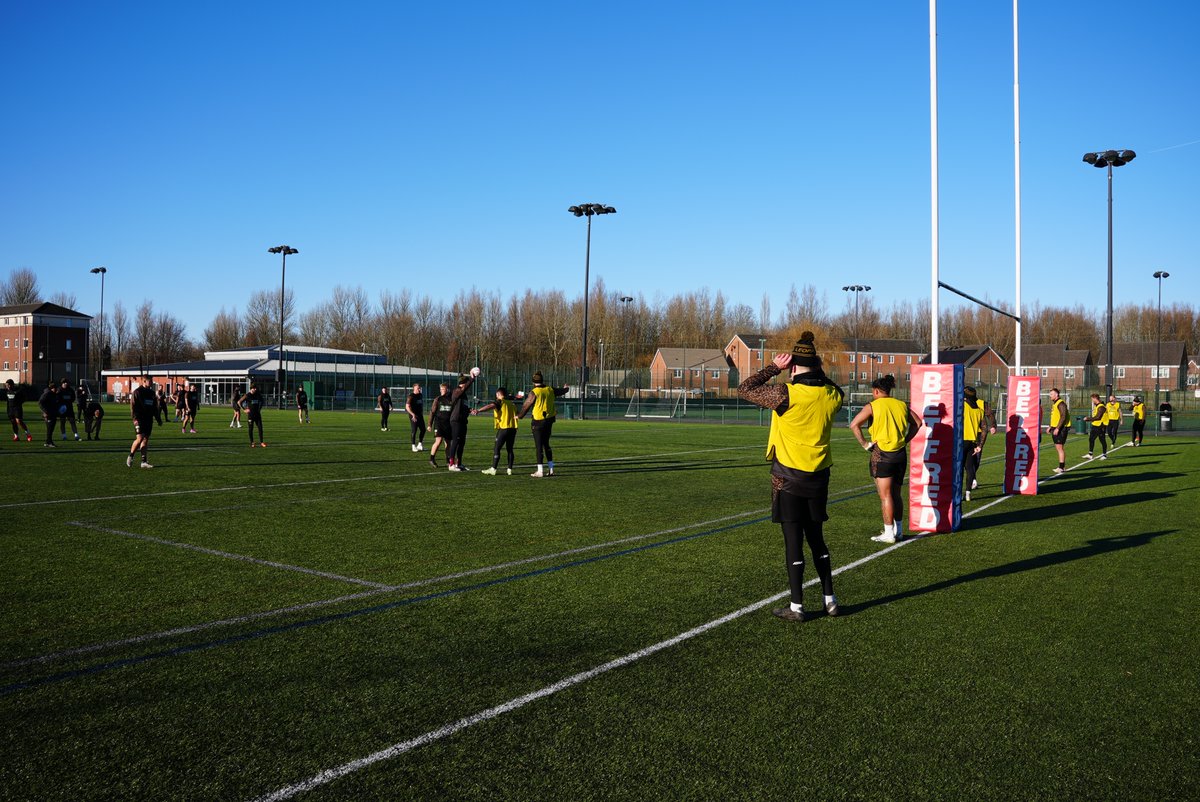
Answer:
[
  {"xmin": 1161, "ymin": 413, "xmax": 1173, "ymax": 432},
  {"xmin": 1074, "ymin": 417, "xmax": 1086, "ymax": 435}
]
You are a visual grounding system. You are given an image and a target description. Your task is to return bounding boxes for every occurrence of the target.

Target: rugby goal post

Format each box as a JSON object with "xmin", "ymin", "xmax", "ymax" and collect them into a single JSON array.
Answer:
[{"xmin": 624, "ymin": 389, "xmax": 686, "ymax": 419}]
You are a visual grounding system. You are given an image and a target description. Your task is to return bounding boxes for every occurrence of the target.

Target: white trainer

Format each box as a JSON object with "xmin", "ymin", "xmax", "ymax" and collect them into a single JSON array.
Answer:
[
  {"xmin": 417, "ymin": 442, "xmax": 424, "ymax": 451},
  {"xmin": 530, "ymin": 470, "xmax": 544, "ymax": 478},
  {"xmin": 506, "ymin": 468, "xmax": 512, "ymax": 475},
  {"xmin": 970, "ymin": 479, "xmax": 978, "ymax": 490},
  {"xmin": 964, "ymin": 490, "xmax": 971, "ymax": 501},
  {"xmin": 1053, "ymin": 467, "xmax": 1064, "ymax": 474},
  {"xmin": 871, "ymin": 531, "xmax": 897, "ymax": 544},
  {"xmin": 140, "ymin": 461, "xmax": 154, "ymax": 469},
  {"xmin": 481, "ymin": 468, "xmax": 497, "ymax": 475},
  {"xmin": 1098, "ymin": 454, "xmax": 1107, "ymax": 460}
]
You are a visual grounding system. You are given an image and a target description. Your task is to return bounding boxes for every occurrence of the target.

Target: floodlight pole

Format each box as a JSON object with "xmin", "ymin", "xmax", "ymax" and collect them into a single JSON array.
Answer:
[
  {"xmin": 620, "ymin": 295, "xmax": 633, "ymax": 399},
  {"xmin": 268, "ymin": 245, "xmax": 298, "ymax": 409},
  {"xmin": 568, "ymin": 203, "xmax": 616, "ymax": 420},
  {"xmin": 1153, "ymin": 270, "xmax": 1169, "ymax": 428},
  {"xmin": 842, "ymin": 285, "xmax": 871, "ymax": 397},
  {"xmin": 90, "ymin": 266, "xmax": 107, "ymax": 392},
  {"xmin": 1082, "ymin": 149, "xmax": 1135, "ymax": 399}
]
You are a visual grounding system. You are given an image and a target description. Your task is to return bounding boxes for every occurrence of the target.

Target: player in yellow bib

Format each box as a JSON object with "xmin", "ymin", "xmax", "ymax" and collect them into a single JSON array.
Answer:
[
  {"xmin": 1047, "ymin": 387, "xmax": 1070, "ymax": 474},
  {"xmin": 474, "ymin": 387, "xmax": 519, "ymax": 475},
  {"xmin": 849, "ymin": 374, "xmax": 922, "ymax": 544},
  {"xmin": 738, "ymin": 331, "xmax": 844, "ymax": 623},
  {"xmin": 1105, "ymin": 395, "xmax": 1122, "ymax": 445},
  {"xmin": 961, "ymin": 387, "xmax": 988, "ymax": 501},
  {"xmin": 1082, "ymin": 393, "xmax": 1108, "ymax": 460},
  {"xmin": 1130, "ymin": 396, "xmax": 1146, "ymax": 446},
  {"xmin": 518, "ymin": 371, "xmax": 570, "ymax": 478}
]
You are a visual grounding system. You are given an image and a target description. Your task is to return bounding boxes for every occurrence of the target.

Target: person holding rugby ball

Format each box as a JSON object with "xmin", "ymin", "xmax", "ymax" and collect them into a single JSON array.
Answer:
[{"xmin": 849, "ymin": 374, "xmax": 922, "ymax": 544}]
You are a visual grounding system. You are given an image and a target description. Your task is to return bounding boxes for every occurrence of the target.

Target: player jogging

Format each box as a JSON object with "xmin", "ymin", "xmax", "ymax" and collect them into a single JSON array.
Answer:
[
  {"xmin": 127, "ymin": 375, "xmax": 157, "ymax": 468},
  {"xmin": 1130, "ymin": 396, "xmax": 1146, "ymax": 446},
  {"xmin": 1082, "ymin": 393, "xmax": 1108, "ymax": 460},
  {"xmin": 517, "ymin": 371, "xmax": 569, "ymax": 478},
  {"xmin": 1105, "ymin": 395, "xmax": 1122, "ymax": 446},
  {"xmin": 961, "ymin": 387, "xmax": 988, "ymax": 501},
  {"xmin": 738, "ymin": 332, "xmax": 844, "ymax": 623},
  {"xmin": 474, "ymin": 387, "xmax": 518, "ymax": 475},
  {"xmin": 4, "ymin": 379, "xmax": 32, "ymax": 442},
  {"xmin": 244, "ymin": 384, "xmax": 266, "ymax": 447},
  {"xmin": 406, "ymin": 383, "xmax": 426, "ymax": 452},
  {"xmin": 427, "ymin": 382, "xmax": 452, "ymax": 468},
  {"xmin": 1047, "ymin": 388, "xmax": 1070, "ymax": 474},
  {"xmin": 849, "ymin": 374, "xmax": 921, "ymax": 544}
]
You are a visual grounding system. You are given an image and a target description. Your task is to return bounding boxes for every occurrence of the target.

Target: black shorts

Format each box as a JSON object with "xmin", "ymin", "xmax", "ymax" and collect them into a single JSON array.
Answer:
[
  {"xmin": 870, "ymin": 446, "xmax": 906, "ymax": 479},
  {"xmin": 1051, "ymin": 426, "xmax": 1069, "ymax": 445},
  {"xmin": 133, "ymin": 417, "xmax": 155, "ymax": 436},
  {"xmin": 434, "ymin": 417, "xmax": 452, "ymax": 438}
]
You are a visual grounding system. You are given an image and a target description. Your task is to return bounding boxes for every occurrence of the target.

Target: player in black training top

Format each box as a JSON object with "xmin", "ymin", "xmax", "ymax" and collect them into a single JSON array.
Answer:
[
  {"xmin": 427, "ymin": 382, "xmax": 452, "ymax": 468},
  {"xmin": 377, "ymin": 387, "xmax": 393, "ymax": 432},
  {"xmin": 37, "ymin": 381, "xmax": 59, "ymax": 447},
  {"xmin": 295, "ymin": 386, "xmax": 309, "ymax": 424},
  {"xmin": 57, "ymin": 379, "xmax": 80, "ymax": 441},
  {"xmin": 244, "ymin": 383, "xmax": 266, "ymax": 447},
  {"xmin": 85, "ymin": 397, "xmax": 105, "ymax": 440},
  {"xmin": 128, "ymin": 375, "xmax": 157, "ymax": 468},
  {"xmin": 4, "ymin": 379, "xmax": 32, "ymax": 442},
  {"xmin": 406, "ymin": 383, "xmax": 426, "ymax": 453}
]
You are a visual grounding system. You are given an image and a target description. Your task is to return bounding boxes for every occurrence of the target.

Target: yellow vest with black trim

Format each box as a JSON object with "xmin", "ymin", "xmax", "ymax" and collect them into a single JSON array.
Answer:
[
  {"xmin": 1133, "ymin": 402, "xmax": 1145, "ymax": 421},
  {"xmin": 1105, "ymin": 402, "xmax": 1121, "ymax": 421},
  {"xmin": 963, "ymin": 400, "xmax": 985, "ymax": 442},
  {"xmin": 765, "ymin": 382, "xmax": 843, "ymax": 472},
  {"xmin": 493, "ymin": 399, "xmax": 518, "ymax": 430},
  {"xmin": 868, "ymin": 396, "xmax": 910, "ymax": 453},
  {"xmin": 531, "ymin": 386, "xmax": 556, "ymax": 421},
  {"xmin": 1050, "ymin": 399, "xmax": 1070, "ymax": 428},
  {"xmin": 1090, "ymin": 402, "xmax": 1107, "ymax": 427}
]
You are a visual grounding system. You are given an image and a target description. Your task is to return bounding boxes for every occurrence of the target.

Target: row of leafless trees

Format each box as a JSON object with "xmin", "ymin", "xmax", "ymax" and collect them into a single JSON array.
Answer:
[{"xmin": 4, "ymin": 268, "xmax": 1198, "ymax": 374}]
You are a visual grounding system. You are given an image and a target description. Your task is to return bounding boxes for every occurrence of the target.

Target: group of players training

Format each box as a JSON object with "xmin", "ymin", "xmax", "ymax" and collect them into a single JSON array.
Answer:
[{"xmin": 738, "ymin": 331, "xmax": 1147, "ymax": 624}]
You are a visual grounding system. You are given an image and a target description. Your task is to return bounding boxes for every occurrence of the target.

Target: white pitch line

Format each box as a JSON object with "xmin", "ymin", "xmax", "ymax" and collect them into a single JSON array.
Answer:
[
  {"xmin": 67, "ymin": 522, "xmax": 393, "ymax": 589},
  {"xmin": 248, "ymin": 445, "xmax": 1121, "ymax": 801}
]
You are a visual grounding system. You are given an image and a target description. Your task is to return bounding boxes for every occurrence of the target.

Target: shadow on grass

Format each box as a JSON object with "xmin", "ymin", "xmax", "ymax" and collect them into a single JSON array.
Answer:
[
  {"xmin": 1041, "ymin": 471, "xmax": 1185, "ymax": 494},
  {"xmin": 843, "ymin": 529, "xmax": 1177, "ymax": 617},
  {"xmin": 970, "ymin": 490, "xmax": 1178, "ymax": 528}
]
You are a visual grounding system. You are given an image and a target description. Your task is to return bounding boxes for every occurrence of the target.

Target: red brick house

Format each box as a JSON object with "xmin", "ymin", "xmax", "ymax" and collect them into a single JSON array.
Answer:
[
  {"xmin": 837, "ymin": 338, "xmax": 925, "ymax": 389},
  {"xmin": 921, "ymin": 345, "xmax": 1009, "ymax": 387},
  {"xmin": 1016, "ymin": 344, "xmax": 1098, "ymax": 390},
  {"xmin": 723, "ymin": 333, "xmax": 772, "ymax": 386},
  {"xmin": 1107, "ymin": 341, "xmax": 1187, "ymax": 392},
  {"xmin": 0, "ymin": 302, "xmax": 92, "ymax": 388},
  {"xmin": 649, "ymin": 348, "xmax": 732, "ymax": 395}
]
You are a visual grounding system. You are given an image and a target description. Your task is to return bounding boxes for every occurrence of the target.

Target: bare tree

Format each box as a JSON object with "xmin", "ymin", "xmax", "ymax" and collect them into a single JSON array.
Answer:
[
  {"xmin": 244, "ymin": 288, "xmax": 297, "ymax": 346},
  {"xmin": 202, "ymin": 307, "xmax": 243, "ymax": 351},
  {"xmin": 110, "ymin": 301, "xmax": 131, "ymax": 365},
  {"xmin": 49, "ymin": 291, "xmax": 78, "ymax": 310},
  {"xmin": 1, "ymin": 268, "xmax": 41, "ymax": 305}
]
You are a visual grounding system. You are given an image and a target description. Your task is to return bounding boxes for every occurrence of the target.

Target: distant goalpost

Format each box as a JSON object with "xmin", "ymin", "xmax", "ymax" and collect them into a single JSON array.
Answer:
[{"xmin": 624, "ymin": 389, "xmax": 686, "ymax": 419}]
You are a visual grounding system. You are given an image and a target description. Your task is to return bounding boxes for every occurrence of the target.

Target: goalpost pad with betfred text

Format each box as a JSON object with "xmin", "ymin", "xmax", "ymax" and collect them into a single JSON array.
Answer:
[
  {"xmin": 908, "ymin": 364, "xmax": 964, "ymax": 534},
  {"xmin": 1003, "ymin": 375, "xmax": 1041, "ymax": 495}
]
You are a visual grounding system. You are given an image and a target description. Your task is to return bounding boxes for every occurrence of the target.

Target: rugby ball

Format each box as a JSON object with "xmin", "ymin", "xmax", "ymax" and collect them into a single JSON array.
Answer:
[
  {"xmin": 470, "ymin": 367, "xmax": 481, "ymax": 378},
  {"xmin": 59, "ymin": 404, "xmax": 68, "ymax": 415}
]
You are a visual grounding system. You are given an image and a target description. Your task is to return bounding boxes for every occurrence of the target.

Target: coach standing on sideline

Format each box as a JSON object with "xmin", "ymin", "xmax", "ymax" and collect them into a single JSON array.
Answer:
[{"xmin": 738, "ymin": 331, "xmax": 844, "ymax": 623}]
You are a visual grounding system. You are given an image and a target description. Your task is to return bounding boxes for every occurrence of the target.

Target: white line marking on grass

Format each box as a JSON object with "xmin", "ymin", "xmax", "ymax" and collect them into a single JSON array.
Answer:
[
  {"xmin": 66, "ymin": 522, "xmax": 393, "ymax": 589},
  {"xmin": 248, "ymin": 446, "xmax": 1117, "ymax": 801}
]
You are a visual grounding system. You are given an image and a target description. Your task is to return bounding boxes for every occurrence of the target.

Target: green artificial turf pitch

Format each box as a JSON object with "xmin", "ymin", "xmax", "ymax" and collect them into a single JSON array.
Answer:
[{"xmin": 1, "ymin": 410, "xmax": 1197, "ymax": 801}]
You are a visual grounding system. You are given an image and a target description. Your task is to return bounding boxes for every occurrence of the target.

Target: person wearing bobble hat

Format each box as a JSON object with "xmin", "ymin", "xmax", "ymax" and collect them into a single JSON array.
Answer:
[
  {"xmin": 518, "ymin": 371, "xmax": 570, "ymax": 478},
  {"xmin": 738, "ymin": 331, "xmax": 844, "ymax": 622},
  {"xmin": 849, "ymin": 374, "xmax": 922, "ymax": 544},
  {"xmin": 447, "ymin": 368, "xmax": 479, "ymax": 471}
]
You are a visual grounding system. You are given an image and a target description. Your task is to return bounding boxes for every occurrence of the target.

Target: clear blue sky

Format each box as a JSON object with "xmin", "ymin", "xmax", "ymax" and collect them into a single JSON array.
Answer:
[{"xmin": 2, "ymin": 1, "xmax": 1196, "ymax": 343}]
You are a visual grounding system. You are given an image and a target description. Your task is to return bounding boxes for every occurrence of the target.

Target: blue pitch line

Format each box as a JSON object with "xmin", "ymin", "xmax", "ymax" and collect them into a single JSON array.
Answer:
[{"xmin": 2, "ymin": 489, "xmax": 878, "ymax": 697}]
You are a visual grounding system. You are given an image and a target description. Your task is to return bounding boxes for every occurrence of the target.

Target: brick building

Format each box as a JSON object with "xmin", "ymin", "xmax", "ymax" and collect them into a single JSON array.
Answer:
[{"xmin": 0, "ymin": 302, "xmax": 92, "ymax": 388}]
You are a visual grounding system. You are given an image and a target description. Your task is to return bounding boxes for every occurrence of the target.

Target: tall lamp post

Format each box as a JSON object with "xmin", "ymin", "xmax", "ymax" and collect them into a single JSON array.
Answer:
[
  {"xmin": 620, "ymin": 295, "xmax": 633, "ymax": 398},
  {"xmin": 89, "ymin": 266, "xmax": 107, "ymax": 393},
  {"xmin": 1082, "ymin": 149, "xmax": 1135, "ymax": 398},
  {"xmin": 842, "ymin": 284, "xmax": 871, "ymax": 397},
  {"xmin": 268, "ymin": 245, "xmax": 299, "ymax": 409},
  {"xmin": 568, "ymin": 203, "xmax": 616, "ymax": 419},
  {"xmin": 1153, "ymin": 270, "xmax": 1169, "ymax": 428}
]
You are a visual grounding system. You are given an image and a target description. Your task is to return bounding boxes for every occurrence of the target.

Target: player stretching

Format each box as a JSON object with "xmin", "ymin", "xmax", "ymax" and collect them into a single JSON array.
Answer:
[
  {"xmin": 518, "ymin": 371, "xmax": 569, "ymax": 478},
  {"xmin": 1082, "ymin": 393, "xmax": 1108, "ymax": 460},
  {"xmin": 474, "ymin": 387, "xmax": 519, "ymax": 475},
  {"xmin": 128, "ymin": 375, "xmax": 157, "ymax": 468},
  {"xmin": 738, "ymin": 332, "xmax": 844, "ymax": 623},
  {"xmin": 849, "ymin": 375, "xmax": 921, "ymax": 544},
  {"xmin": 1048, "ymin": 388, "xmax": 1070, "ymax": 474}
]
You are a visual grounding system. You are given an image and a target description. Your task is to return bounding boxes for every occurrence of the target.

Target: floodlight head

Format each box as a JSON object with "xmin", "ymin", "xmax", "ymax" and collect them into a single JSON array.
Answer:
[
  {"xmin": 568, "ymin": 206, "xmax": 582, "ymax": 215},
  {"xmin": 90, "ymin": 266, "xmax": 106, "ymax": 274},
  {"xmin": 864, "ymin": 286, "xmax": 872, "ymax": 292},
  {"xmin": 1083, "ymin": 152, "xmax": 1099, "ymax": 165},
  {"xmin": 1154, "ymin": 270, "xmax": 1170, "ymax": 279},
  {"xmin": 1120, "ymin": 149, "xmax": 1136, "ymax": 163}
]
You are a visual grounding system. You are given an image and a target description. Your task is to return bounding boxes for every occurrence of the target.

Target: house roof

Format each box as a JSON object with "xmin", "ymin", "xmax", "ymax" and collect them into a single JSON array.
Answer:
[
  {"xmin": 1020, "ymin": 344, "xmax": 1094, "ymax": 367},
  {"xmin": 653, "ymin": 348, "xmax": 727, "ymax": 370},
  {"xmin": 726, "ymin": 333, "xmax": 769, "ymax": 350},
  {"xmin": 1109, "ymin": 341, "xmax": 1187, "ymax": 365},
  {"xmin": 919, "ymin": 345, "xmax": 1008, "ymax": 367},
  {"xmin": 842, "ymin": 338, "xmax": 923, "ymax": 354},
  {"xmin": 0, "ymin": 302, "xmax": 92, "ymax": 319}
]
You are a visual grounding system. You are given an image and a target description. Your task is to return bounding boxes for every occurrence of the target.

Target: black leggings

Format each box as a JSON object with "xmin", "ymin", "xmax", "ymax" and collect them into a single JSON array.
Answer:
[
  {"xmin": 59, "ymin": 408, "xmax": 78, "ymax": 436},
  {"xmin": 492, "ymin": 428, "xmax": 516, "ymax": 469},
  {"xmin": 1088, "ymin": 427, "xmax": 1107, "ymax": 454},
  {"xmin": 410, "ymin": 415, "xmax": 426, "ymax": 445},
  {"xmin": 380, "ymin": 408, "xmax": 390, "ymax": 429},
  {"xmin": 449, "ymin": 420, "xmax": 468, "ymax": 464},
  {"xmin": 1106, "ymin": 420, "xmax": 1119, "ymax": 444},
  {"xmin": 248, "ymin": 416, "xmax": 264, "ymax": 443},
  {"xmin": 781, "ymin": 521, "xmax": 834, "ymax": 605},
  {"xmin": 531, "ymin": 418, "xmax": 555, "ymax": 464},
  {"xmin": 1131, "ymin": 419, "xmax": 1145, "ymax": 443},
  {"xmin": 961, "ymin": 441, "xmax": 980, "ymax": 488}
]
